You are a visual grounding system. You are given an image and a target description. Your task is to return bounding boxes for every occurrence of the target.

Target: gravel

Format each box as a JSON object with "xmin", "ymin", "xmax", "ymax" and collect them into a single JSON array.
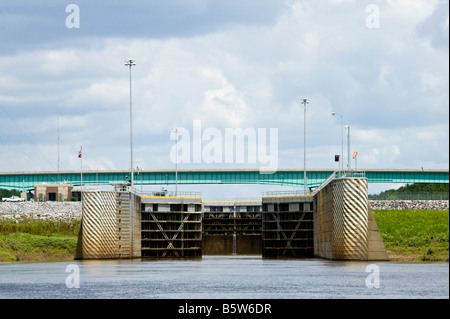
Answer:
[
  {"xmin": 0, "ymin": 200, "xmax": 447, "ymax": 223},
  {"xmin": 0, "ymin": 202, "xmax": 81, "ymax": 222},
  {"xmin": 369, "ymin": 200, "xmax": 449, "ymax": 211}
]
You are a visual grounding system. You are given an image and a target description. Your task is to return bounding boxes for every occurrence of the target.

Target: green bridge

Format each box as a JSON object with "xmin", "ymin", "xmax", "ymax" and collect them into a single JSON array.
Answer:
[{"xmin": 0, "ymin": 168, "xmax": 448, "ymax": 191}]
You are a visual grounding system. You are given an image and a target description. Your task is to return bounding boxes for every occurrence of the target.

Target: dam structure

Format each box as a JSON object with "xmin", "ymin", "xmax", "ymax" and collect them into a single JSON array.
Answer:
[{"xmin": 75, "ymin": 171, "xmax": 388, "ymax": 261}]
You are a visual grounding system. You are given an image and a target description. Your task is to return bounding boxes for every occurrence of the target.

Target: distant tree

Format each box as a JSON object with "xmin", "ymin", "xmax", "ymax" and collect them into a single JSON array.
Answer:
[
  {"xmin": 0, "ymin": 189, "xmax": 21, "ymax": 199},
  {"xmin": 370, "ymin": 183, "xmax": 449, "ymax": 200}
]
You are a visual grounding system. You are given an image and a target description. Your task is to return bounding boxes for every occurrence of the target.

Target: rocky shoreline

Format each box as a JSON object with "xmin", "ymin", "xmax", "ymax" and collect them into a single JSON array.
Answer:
[
  {"xmin": 369, "ymin": 200, "xmax": 449, "ymax": 211},
  {"xmin": 0, "ymin": 200, "xmax": 448, "ymax": 222},
  {"xmin": 0, "ymin": 202, "xmax": 81, "ymax": 222}
]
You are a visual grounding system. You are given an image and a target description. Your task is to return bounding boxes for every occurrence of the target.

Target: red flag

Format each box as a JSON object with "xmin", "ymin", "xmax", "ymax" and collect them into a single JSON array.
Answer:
[
  {"xmin": 78, "ymin": 147, "xmax": 82, "ymax": 158},
  {"xmin": 352, "ymin": 151, "xmax": 358, "ymax": 159}
]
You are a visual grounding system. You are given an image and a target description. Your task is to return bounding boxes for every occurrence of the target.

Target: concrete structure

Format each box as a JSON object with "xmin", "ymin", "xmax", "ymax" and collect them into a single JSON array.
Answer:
[
  {"xmin": 140, "ymin": 191, "xmax": 202, "ymax": 258},
  {"xmin": 262, "ymin": 193, "xmax": 314, "ymax": 258},
  {"xmin": 75, "ymin": 190, "xmax": 117, "ymax": 259},
  {"xmin": 34, "ymin": 183, "xmax": 73, "ymax": 202},
  {"xmin": 116, "ymin": 184, "xmax": 141, "ymax": 258},
  {"xmin": 75, "ymin": 171, "xmax": 388, "ymax": 261},
  {"xmin": 313, "ymin": 176, "xmax": 388, "ymax": 261}
]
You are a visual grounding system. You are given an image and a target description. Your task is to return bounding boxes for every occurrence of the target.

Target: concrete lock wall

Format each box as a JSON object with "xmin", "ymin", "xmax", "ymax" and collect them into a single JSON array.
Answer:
[
  {"xmin": 116, "ymin": 190, "xmax": 141, "ymax": 259},
  {"xmin": 75, "ymin": 191, "xmax": 117, "ymax": 259},
  {"xmin": 313, "ymin": 177, "xmax": 388, "ymax": 261},
  {"xmin": 75, "ymin": 189, "xmax": 141, "ymax": 259},
  {"xmin": 75, "ymin": 180, "xmax": 387, "ymax": 260}
]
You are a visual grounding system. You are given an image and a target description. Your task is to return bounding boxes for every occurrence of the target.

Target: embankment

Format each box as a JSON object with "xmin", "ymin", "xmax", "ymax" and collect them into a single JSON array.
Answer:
[{"xmin": 0, "ymin": 200, "xmax": 447, "ymax": 222}]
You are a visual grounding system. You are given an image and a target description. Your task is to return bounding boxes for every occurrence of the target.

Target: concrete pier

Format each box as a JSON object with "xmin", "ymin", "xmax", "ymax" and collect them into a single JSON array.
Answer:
[{"xmin": 313, "ymin": 176, "xmax": 388, "ymax": 261}]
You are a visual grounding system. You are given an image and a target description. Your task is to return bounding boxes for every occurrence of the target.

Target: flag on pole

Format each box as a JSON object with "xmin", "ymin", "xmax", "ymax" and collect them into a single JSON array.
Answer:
[
  {"xmin": 78, "ymin": 147, "xmax": 82, "ymax": 158},
  {"xmin": 353, "ymin": 151, "xmax": 358, "ymax": 159}
]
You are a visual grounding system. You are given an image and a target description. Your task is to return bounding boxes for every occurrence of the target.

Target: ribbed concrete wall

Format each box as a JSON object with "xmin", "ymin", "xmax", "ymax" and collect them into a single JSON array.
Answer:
[
  {"xmin": 332, "ymin": 178, "xmax": 369, "ymax": 260},
  {"xmin": 314, "ymin": 177, "xmax": 387, "ymax": 261},
  {"xmin": 116, "ymin": 191, "xmax": 141, "ymax": 258},
  {"xmin": 75, "ymin": 191, "xmax": 117, "ymax": 259}
]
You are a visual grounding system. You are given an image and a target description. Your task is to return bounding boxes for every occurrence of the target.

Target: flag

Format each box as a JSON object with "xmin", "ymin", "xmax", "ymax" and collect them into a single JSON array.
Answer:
[
  {"xmin": 78, "ymin": 147, "xmax": 82, "ymax": 158},
  {"xmin": 353, "ymin": 151, "xmax": 358, "ymax": 159}
]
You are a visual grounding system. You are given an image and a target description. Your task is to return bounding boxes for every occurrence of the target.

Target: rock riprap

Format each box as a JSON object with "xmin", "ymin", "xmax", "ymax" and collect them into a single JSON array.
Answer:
[
  {"xmin": 369, "ymin": 200, "xmax": 448, "ymax": 211},
  {"xmin": 0, "ymin": 202, "xmax": 82, "ymax": 222},
  {"xmin": 0, "ymin": 200, "xmax": 447, "ymax": 222}
]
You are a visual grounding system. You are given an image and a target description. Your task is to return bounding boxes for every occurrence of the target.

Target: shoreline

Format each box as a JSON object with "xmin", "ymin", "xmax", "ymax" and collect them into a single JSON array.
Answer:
[{"xmin": 1, "ymin": 202, "xmax": 448, "ymax": 263}]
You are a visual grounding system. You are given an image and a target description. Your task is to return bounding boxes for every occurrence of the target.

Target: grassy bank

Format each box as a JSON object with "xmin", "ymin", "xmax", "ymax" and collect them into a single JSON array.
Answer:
[
  {"xmin": 1, "ymin": 210, "xmax": 448, "ymax": 262},
  {"xmin": 0, "ymin": 219, "xmax": 80, "ymax": 262},
  {"xmin": 373, "ymin": 209, "xmax": 449, "ymax": 262}
]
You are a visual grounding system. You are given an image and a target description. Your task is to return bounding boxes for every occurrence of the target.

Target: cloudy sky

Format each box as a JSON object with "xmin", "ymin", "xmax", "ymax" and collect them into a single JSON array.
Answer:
[{"xmin": 0, "ymin": 0, "xmax": 448, "ymax": 198}]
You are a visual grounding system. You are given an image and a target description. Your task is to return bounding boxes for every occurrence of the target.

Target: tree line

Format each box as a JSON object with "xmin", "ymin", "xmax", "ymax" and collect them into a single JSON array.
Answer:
[
  {"xmin": 370, "ymin": 183, "xmax": 449, "ymax": 200},
  {"xmin": 0, "ymin": 189, "xmax": 21, "ymax": 200}
]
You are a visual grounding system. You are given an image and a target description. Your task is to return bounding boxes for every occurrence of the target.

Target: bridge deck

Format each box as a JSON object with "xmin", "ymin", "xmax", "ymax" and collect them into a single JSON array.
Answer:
[{"xmin": 1, "ymin": 168, "xmax": 448, "ymax": 190}]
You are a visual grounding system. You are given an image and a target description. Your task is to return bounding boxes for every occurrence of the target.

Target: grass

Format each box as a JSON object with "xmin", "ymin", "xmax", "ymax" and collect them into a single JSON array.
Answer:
[
  {"xmin": 1, "ymin": 210, "xmax": 448, "ymax": 263},
  {"xmin": 0, "ymin": 218, "xmax": 81, "ymax": 237},
  {"xmin": 0, "ymin": 219, "xmax": 80, "ymax": 262},
  {"xmin": 373, "ymin": 209, "xmax": 449, "ymax": 262}
]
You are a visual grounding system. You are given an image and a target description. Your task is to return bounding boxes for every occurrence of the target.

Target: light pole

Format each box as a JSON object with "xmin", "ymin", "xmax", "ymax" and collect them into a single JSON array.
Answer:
[
  {"xmin": 136, "ymin": 165, "xmax": 143, "ymax": 193},
  {"xmin": 345, "ymin": 125, "xmax": 351, "ymax": 170},
  {"xmin": 125, "ymin": 58, "xmax": 136, "ymax": 187},
  {"xmin": 301, "ymin": 98, "xmax": 309, "ymax": 194},
  {"xmin": 331, "ymin": 112, "xmax": 344, "ymax": 173},
  {"xmin": 172, "ymin": 128, "xmax": 179, "ymax": 195}
]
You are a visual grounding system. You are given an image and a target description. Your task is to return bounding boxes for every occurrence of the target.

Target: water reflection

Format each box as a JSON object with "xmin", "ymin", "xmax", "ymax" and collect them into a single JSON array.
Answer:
[{"xmin": 0, "ymin": 256, "xmax": 448, "ymax": 299}]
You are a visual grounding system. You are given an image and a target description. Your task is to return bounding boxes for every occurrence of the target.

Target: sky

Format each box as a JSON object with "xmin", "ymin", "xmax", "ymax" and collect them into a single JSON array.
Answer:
[{"xmin": 0, "ymin": 0, "xmax": 448, "ymax": 198}]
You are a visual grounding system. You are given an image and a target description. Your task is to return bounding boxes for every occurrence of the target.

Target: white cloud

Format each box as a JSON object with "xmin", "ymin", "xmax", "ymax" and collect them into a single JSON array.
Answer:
[{"xmin": 0, "ymin": 0, "xmax": 448, "ymax": 197}]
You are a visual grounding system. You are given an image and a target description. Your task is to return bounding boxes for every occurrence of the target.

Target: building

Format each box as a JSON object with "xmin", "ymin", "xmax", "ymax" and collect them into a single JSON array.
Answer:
[{"xmin": 34, "ymin": 183, "xmax": 73, "ymax": 202}]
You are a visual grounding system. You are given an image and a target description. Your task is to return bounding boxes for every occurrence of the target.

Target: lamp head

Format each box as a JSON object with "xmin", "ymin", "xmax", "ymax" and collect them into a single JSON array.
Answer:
[{"xmin": 124, "ymin": 58, "xmax": 136, "ymax": 66}]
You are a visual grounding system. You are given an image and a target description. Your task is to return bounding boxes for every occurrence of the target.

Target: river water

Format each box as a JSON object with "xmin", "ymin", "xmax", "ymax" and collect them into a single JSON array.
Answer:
[{"xmin": 0, "ymin": 256, "xmax": 448, "ymax": 299}]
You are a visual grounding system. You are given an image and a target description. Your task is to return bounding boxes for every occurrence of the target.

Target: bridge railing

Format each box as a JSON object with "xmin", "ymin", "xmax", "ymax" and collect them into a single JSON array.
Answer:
[
  {"xmin": 139, "ymin": 190, "xmax": 202, "ymax": 198},
  {"xmin": 310, "ymin": 170, "xmax": 366, "ymax": 196},
  {"xmin": 262, "ymin": 190, "xmax": 311, "ymax": 197},
  {"xmin": 311, "ymin": 171, "xmax": 338, "ymax": 196},
  {"xmin": 113, "ymin": 185, "xmax": 201, "ymax": 197},
  {"xmin": 339, "ymin": 170, "xmax": 366, "ymax": 178}
]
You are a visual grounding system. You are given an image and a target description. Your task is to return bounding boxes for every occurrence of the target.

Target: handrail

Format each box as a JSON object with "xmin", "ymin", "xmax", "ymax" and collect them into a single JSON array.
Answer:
[
  {"xmin": 140, "ymin": 190, "xmax": 202, "ymax": 198},
  {"xmin": 262, "ymin": 190, "xmax": 310, "ymax": 197},
  {"xmin": 113, "ymin": 185, "xmax": 201, "ymax": 197},
  {"xmin": 312, "ymin": 170, "xmax": 366, "ymax": 195},
  {"xmin": 312, "ymin": 171, "xmax": 338, "ymax": 195}
]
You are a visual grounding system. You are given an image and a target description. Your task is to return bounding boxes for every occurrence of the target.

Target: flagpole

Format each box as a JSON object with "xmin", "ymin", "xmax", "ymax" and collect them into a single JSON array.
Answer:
[
  {"xmin": 352, "ymin": 151, "xmax": 358, "ymax": 171},
  {"xmin": 80, "ymin": 145, "xmax": 83, "ymax": 202}
]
